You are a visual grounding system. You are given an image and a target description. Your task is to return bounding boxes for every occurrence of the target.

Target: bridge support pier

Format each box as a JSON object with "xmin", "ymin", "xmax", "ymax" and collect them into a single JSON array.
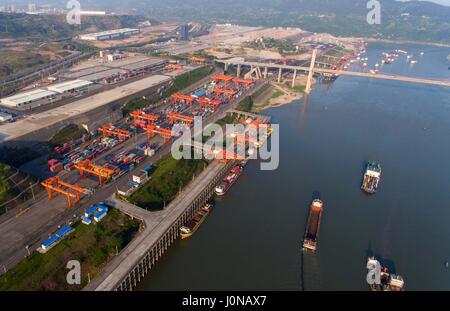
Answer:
[
  {"xmin": 237, "ymin": 64, "xmax": 241, "ymax": 77},
  {"xmin": 292, "ymin": 69, "xmax": 297, "ymax": 88},
  {"xmin": 264, "ymin": 67, "xmax": 268, "ymax": 79},
  {"xmin": 305, "ymin": 49, "xmax": 317, "ymax": 94},
  {"xmin": 277, "ymin": 68, "xmax": 282, "ymax": 83},
  {"xmin": 224, "ymin": 63, "xmax": 229, "ymax": 72}
]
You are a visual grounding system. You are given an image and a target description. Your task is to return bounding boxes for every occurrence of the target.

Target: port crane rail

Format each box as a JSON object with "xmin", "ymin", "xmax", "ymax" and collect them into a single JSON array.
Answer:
[{"xmin": 41, "ymin": 176, "xmax": 86, "ymax": 207}]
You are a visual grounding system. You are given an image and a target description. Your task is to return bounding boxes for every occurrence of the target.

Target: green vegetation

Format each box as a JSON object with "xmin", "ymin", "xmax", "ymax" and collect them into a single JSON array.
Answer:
[
  {"xmin": 270, "ymin": 90, "xmax": 284, "ymax": 99},
  {"xmin": 122, "ymin": 66, "xmax": 213, "ymax": 115},
  {"xmin": 0, "ymin": 208, "xmax": 140, "ymax": 291},
  {"xmin": 0, "ymin": 51, "xmax": 50, "ymax": 79},
  {"xmin": 49, "ymin": 124, "xmax": 87, "ymax": 147},
  {"xmin": 236, "ymin": 96, "xmax": 254, "ymax": 113},
  {"xmin": 245, "ymin": 38, "xmax": 297, "ymax": 56},
  {"xmin": 0, "ymin": 13, "xmax": 147, "ymax": 40},
  {"xmin": 130, "ymin": 0, "xmax": 450, "ymax": 45},
  {"xmin": 0, "ymin": 164, "xmax": 10, "ymax": 205},
  {"xmin": 290, "ymin": 85, "xmax": 306, "ymax": 94},
  {"xmin": 129, "ymin": 154, "xmax": 208, "ymax": 211},
  {"xmin": 236, "ymin": 83, "xmax": 272, "ymax": 113}
]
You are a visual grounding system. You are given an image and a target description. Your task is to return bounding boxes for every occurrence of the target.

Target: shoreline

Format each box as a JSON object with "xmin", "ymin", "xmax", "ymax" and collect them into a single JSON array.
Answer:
[
  {"xmin": 253, "ymin": 82, "xmax": 308, "ymax": 112},
  {"xmin": 364, "ymin": 38, "xmax": 450, "ymax": 48}
]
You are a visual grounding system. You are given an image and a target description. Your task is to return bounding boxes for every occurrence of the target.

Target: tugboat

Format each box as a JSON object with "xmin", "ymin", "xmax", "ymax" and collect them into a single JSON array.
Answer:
[
  {"xmin": 361, "ymin": 162, "xmax": 382, "ymax": 194},
  {"xmin": 180, "ymin": 204, "xmax": 212, "ymax": 239},
  {"xmin": 366, "ymin": 257, "xmax": 405, "ymax": 291},
  {"xmin": 215, "ymin": 162, "xmax": 245, "ymax": 196}
]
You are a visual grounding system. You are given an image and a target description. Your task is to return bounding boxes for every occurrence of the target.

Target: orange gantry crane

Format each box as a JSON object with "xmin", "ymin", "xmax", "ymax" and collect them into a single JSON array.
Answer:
[
  {"xmin": 195, "ymin": 97, "xmax": 221, "ymax": 108},
  {"xmin": 75, "ymin": 160, "xmax": 115, "ymax": 187},
  {"xmin": 172, "ymin": 92, "xmax": 194, "ymax": 105},
  {"xmin": 167, "ymin": 112, "xmax": 195, "ymax": 125},
  {"xmin": 214, "ymin": 87, "xmax": 237, "ymax": 97},
  {"xmin": 41, "ymin": 176, "xmax": 86, "ymax": 208},
  {"xmin": 130, "ymin": 110, "xmax": 159, "ymax": 127},
  {"xmin": 145, "ymin": 124, "xmax": 173, "ymax": 143},
  {"xmin": 98, "ymin": 124, "xmax": 130, "ymax": 140},
  {"xmin": 233, "ymin": 78, "xmax": 254, "ymax": 87},
  {"xmin": 212, "ymin": 74, "xmax": 234, "ymax": 85},
  {"xmin": 191, "ymin": 57, "xmax": 207, "ymax": 64}
]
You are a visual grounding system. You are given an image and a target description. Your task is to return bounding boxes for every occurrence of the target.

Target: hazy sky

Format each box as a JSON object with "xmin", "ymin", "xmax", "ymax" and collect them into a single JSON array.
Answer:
[{"xmin": 398, "ymin": 0, "xmax": 450, "ymax": 6}]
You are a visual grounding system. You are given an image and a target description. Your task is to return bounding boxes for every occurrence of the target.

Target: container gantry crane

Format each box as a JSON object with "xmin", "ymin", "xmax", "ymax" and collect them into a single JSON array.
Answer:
[
  {"xmin": 41, "ymin": 176, "xmax": 86, "ymax": 208},
  {"xmin": 130, "ymin": 110, "xmax": 159, "ymax": 128},
  {"xmin": 145, "ymin": 124, "xmax": 173, "ymax": 143},
  {"xmin": 75, "ymin": 160, "xmax": 115, "ymax": 187}
]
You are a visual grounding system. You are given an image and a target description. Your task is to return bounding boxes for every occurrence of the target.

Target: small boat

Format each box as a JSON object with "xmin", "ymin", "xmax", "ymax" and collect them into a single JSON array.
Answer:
[
  {"xmin": 361, "ymin": 162, "xmax": 382, "ymax": 194},
  {"xmin": 366, "ymin": 257, "xmax": 405, "ymax": 291}
]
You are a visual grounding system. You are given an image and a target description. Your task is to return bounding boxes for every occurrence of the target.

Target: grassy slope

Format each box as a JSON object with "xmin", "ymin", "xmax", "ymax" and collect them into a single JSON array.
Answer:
[
  {"xmin": 0, "ymin": 208, "xmax": 140, "ymax": 291},
  {"xmin": 128, "ymin": 154, "xmax": 208, "ymax": 211}
]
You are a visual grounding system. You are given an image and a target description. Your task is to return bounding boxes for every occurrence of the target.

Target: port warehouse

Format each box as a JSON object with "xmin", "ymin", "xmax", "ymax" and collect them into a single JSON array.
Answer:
[
  {"xmin": 0, "ymin": 74, "xmax": 172, "ymax": 145},
  {"xmin": 0, "ymin": 57, "xmax": 167, "ymax": 109},
  {"xmin": 60, "ymin": 57, "xmax": 167, "ymax": 84},
  {"xmin": 87, "ymin": 161, "xmax": 236, "ymax": 291},
  {"xmin": 0, "ymin": 80, "xmax": 94, "ymax": 108},
  {"xmin": 79, "ymin": 28, "xmax": 140, "ymax": 41}
]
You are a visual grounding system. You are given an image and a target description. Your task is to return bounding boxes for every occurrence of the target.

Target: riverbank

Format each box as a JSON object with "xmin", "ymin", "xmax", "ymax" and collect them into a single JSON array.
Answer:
[
  {"xmin": 252, "ymin": 80, "xmax": 308, "ymax": 112},
  {"xmin": 364, "ymin": 38, "xmax": 450, "ymax": 48}
]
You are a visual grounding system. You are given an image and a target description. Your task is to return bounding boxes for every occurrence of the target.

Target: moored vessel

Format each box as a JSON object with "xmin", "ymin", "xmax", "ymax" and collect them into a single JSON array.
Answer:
[
  {"xmin": 180, "ymin": 204, "xmax": 212, "ymax": 239},
  {"xmin": 215, "ymin": 162, "xmax": 244, "ymax": 196}
]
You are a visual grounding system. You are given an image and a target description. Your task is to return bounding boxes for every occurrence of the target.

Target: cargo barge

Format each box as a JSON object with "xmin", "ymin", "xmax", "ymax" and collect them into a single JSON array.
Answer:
[
  {"xmin": 302, "ymin": 199, "xmax": 324, "ymax": 252},
  {"xmin": 179, "ymin": 204, "xmax": 212, "ymax": 239},
  {"xmin": 361, "ymin": 162, "xmax": 382, "ymax": 194},
  {"xmin": 366, "ymin": 257, "xmax": 405, "ymax": 291},
  {"xmin": 214, "ymin": 162, "xmax": 245, "ymax": 196}
]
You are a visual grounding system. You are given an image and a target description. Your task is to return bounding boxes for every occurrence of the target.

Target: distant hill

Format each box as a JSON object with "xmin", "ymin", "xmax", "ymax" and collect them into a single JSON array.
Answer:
[
  {"xmin": 83, "ymin": 0, "xmax": 450, "ymax": 44},
  {"xmin": 0, "ymin": 13, "xmax": 147, "ymax": 40}
]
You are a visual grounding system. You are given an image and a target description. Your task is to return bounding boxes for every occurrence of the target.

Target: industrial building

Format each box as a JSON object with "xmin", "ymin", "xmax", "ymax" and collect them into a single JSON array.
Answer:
[
  {"xmin": 179, "ymin": 24, "xmax": 189, "ymax": 41},
  {"xmin": 79, "ymin": 28, "xmax": 140, "ymax": 41},
  {"xmin": 0, "ymin": 88, "xmax": 57, "ymax": 108},
  {"xmin": 60, "ymin": 56, "xmax": 167, "ymax": 85},
  {"xmin": 46, "ymin": 79, "xmax": 93, "ymax": 94}
]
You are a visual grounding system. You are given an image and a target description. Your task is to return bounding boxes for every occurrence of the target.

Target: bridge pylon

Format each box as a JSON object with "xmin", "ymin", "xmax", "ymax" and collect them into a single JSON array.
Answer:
[{"xmin": 305, "ymin": 49, "xmax": 317, "ymax": 94}]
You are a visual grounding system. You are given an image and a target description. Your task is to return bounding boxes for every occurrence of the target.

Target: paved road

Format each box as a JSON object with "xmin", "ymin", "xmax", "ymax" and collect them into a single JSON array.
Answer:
[
  {"xmin": 0, "ymin": 77, "xmax": 265, "ymax": 275},
  {"xmin": 84, "ymin": 160, "xmax": 226, "ymax": 291},
  {"xmin": 217, "ymin": 59, "xmax": 450, "ymax": 88}
]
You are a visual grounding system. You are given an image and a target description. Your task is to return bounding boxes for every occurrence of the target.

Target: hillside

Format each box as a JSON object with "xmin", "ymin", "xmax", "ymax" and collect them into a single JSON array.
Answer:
[
  {"xmin": 88, "ymin": 0, "xmax": 450, "ymax": 44},
  {"xmin": 0, "ymin": 13, "xmax": 147, "ymax": 40}
]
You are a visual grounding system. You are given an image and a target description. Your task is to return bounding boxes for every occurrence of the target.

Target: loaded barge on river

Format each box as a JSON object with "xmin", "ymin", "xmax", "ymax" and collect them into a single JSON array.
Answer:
[{"xmin": 302, "ymin": 199, "xmax": 324, "ymax": 253}]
